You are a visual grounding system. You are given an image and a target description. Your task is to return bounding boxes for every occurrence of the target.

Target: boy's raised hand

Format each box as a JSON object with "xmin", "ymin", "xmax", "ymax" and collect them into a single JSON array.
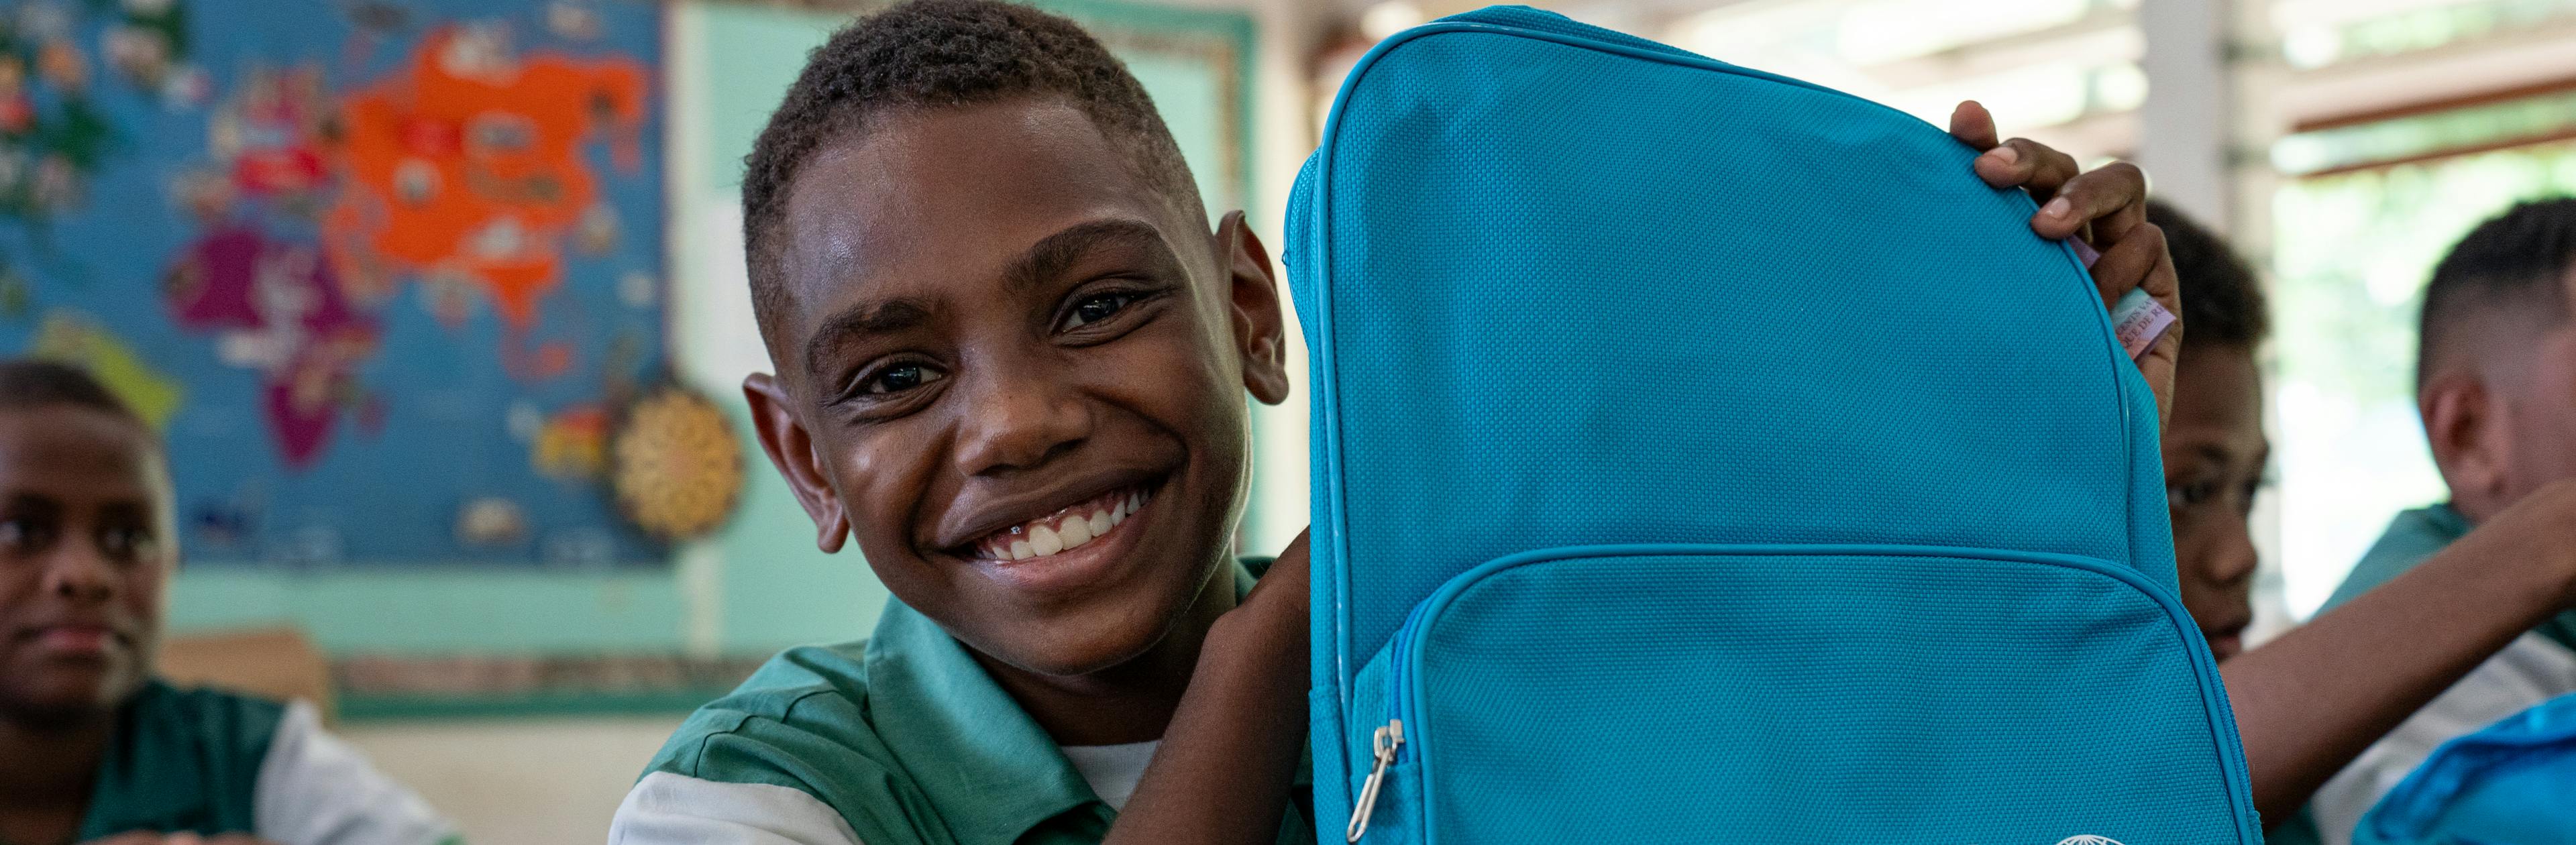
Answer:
[
  {"xmin": 1947, "ymin": 100, "xmax": 2182, "ymax": 427},
  {"xmin": 1240, "ymin": 529, "xmax": 1310, "ymax": 624},
  {"xmin": 1099, "ymin": 528, "xmax": 1310, "ymax": 845}
]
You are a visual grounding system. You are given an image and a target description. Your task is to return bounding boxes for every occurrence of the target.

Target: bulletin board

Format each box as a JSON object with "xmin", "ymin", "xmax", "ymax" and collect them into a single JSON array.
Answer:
[{"xmin": 0, "ymin": 0, "xmax": 667, "ymax": 568}]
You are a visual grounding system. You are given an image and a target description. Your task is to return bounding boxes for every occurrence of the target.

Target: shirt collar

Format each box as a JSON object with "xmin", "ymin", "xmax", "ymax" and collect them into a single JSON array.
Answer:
[
  {"xmin": 865, "ymin": 600, "xmax": 1093, "ymax": 845},
  {"xmin": 863, "ymin": 559, "xmax": 1303, "ymax": 845}
]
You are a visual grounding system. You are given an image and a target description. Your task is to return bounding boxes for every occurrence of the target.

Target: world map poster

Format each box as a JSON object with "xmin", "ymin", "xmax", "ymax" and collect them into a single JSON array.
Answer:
[{"xmin": 0, "ymin": 0, "xmax": 667, "ymax": 567}]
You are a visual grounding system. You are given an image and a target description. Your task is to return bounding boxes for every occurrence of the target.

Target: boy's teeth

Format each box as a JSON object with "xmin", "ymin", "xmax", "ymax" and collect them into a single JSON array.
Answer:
[{"xmin": 979, "ymin": 487, "xmax": 1152, "ymax": 561}]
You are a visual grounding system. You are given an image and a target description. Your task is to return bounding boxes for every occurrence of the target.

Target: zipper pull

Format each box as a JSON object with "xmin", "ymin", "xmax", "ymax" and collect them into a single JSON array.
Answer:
[{"xmin": 1345, "ymin": 719, "xmax": 1404, "ymax": 843}]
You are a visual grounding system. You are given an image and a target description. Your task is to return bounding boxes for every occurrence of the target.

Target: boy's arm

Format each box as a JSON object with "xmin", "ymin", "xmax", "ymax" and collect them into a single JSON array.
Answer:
[
  {"xmin": 1099, "ymin": 532, "xmax": 1311, "ymax": 845},
  {"xmin": 2220, "ymin": 480, "xmax": 2576, "ymax": 828}
]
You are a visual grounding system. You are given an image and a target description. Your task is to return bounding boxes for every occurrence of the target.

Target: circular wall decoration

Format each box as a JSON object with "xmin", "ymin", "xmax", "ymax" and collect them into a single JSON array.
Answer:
[{"xmin": 610, "ymin": 384, "xmax": 744, "ymax": 542}]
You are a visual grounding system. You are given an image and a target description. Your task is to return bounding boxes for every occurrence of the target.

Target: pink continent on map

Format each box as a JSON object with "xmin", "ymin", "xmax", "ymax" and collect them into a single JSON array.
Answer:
[{"xmin": 166, "ymin": 226, "xmax": 380, "ymax": 468}]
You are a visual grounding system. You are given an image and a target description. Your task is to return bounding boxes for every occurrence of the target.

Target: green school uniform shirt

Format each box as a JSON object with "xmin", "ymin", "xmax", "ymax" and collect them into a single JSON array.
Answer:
[
  {"xmin": 614, "ymin": 561, "xmax": 1315, "ymax": 845},
  {"xmin": 73, "ymin": 681, "xmax": 282, "ymax": 839},
  {"xmin": 47, "ymin": 680, "xmax": 456, "ymax": 845},
  {"xmin": 2272, "ymin": 504, "xmax": 2576, "ymax": 845}
]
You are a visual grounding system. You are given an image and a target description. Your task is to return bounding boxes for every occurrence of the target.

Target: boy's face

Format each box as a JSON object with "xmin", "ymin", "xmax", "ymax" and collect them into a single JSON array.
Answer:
[
  {"xmin": 2493, "ymin": 269, "xmax": 2576, "ymax": 510},
  {"xmin": 2162, "ymin": 344, "xmax": 2264, "ymax": 661},
  {"xmin": 747, "ymin": 99, "xmax": 1287, "ymax": 678},
  {"xmin": 0, "ymin": 405, "xmax": 176, "ymax": 724}
]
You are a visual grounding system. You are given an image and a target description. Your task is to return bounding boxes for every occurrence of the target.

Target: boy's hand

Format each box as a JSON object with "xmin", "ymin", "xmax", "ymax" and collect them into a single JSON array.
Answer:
[
  {"xmin": 1101, "ymin": 528, "xmax": 1310, "ymax": 845},
  {"xmin": 1237, "ymin": 529, "xmax": 1309, "ymax": 626},
  {"xmin": 2473, "ymin": 478, "xmax": 2576, "ymax": 609},
  {"xmin": 1947, "ymin": 100, "xmax": 2182, "ymax": 426}
]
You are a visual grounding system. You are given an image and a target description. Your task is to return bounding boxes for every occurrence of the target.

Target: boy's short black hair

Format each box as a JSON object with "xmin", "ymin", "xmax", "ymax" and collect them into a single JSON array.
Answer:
[
  {"xmin": 2145, "ymin": 199, "xmax": 2269, "ymax": 349},
  {"xmin": 2418, "ymin": 197, "xmax": 2576, "ymax": 384},
  {"xmin": 741, "ymin": 0, "xmax": 1200, "ymax": 343},
  {"xmin": 0, "ymin": 359, "xmax": 142, "ymax": 422}
]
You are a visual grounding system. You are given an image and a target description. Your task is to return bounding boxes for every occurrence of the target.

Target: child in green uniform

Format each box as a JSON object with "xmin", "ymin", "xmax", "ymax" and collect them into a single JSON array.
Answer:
[
  {"xmin": 0, "ymin": 361, "xmax": 455, "ymax": 845},
  {"xmin": 606, "ymin": 2, "xmax": 2187, "ymax": 842}
]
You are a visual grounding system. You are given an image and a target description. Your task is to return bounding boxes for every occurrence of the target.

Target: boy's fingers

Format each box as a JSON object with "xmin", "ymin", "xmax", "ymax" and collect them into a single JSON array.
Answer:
[
  {"xmin": 1947, "ymin": 100, "xmax": 2000, "ymax": 150},
  {"xmin": 1976, "ymin": 137, "xmax": 2080, "ymax": 197},
  {"xmin": 2033, "ymin": 160, "xmax": 2146, "ymax": 242},
  {"xmin": 1277, "ymin": 528, "xmax": 1310, "ymax": 575},
  {"xmin": 2086, "ymin": 221, "xmax": 2182, "ymax": 423},
  {"xmin": 2139, "ymin": 327, "xmax": 2182, "ymax": 429},
  {"xmin": 1239, "ymin": 528, "xmax": 1311, "ymax": 616},
  {"xmin": 2087, "ymin": 221, "xmax": 2174, "ymax": 311}
]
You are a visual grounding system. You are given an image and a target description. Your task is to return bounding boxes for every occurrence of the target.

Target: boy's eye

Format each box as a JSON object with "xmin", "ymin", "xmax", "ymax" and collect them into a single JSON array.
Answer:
[
  {"xmin": 860, "ymin": 362, "xmax": 945, "ymax": 396},
  {"xmin": 97, "ymin": 526, "xmax": 156, "ymax": 562},
  {"xmin": 1062, "ymin": 292, "xmax": 1139, "ymax": 331},
  {"xmin": 0, "ymin": 518, "xmax": 54, "ymax": 555},
  {"xmin": 2167, "ymin": 480, "xmax": 2218, "ymax": 509}
]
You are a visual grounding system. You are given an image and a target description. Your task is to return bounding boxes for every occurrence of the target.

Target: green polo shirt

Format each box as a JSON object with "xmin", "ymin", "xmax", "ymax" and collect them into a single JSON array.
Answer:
[
  {"xmin": 57, "ymin": 680, "xmax": 461, "ymax": 845},
  {"xmin": 629, "ymin": 561, "xmax": 1314, "ymax": 845},
  {"xmin": 75, "ymin": 681, "xmax": 283, "ymax": 838}
]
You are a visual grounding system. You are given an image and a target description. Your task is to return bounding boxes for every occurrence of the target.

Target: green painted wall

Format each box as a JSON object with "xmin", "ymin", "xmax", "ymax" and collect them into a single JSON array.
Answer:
[{"xmin": 164, "ymin": 0, "xmax": 1256, "ymax": 658}]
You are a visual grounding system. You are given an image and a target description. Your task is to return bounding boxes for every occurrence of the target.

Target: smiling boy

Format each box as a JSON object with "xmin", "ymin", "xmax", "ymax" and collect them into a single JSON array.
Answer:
[{"xmin": 604, "ymin": 3, "xmax": 2185, "ymax": 843}]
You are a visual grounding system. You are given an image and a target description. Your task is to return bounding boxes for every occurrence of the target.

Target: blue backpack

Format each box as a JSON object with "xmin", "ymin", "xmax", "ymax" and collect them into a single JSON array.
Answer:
[
  {"xmin": 1285, "ymin": 7, "xmax": 2261, "ymax": 844},
  {"xmin": 2357, "ymin": 691, "xmax": 2576, "ymax": 845}
]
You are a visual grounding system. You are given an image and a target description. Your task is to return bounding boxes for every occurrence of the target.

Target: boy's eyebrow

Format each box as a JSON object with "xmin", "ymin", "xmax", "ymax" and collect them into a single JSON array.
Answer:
[
  {"xmin": 0, "ymin": 492, "xmax": 57, "ymax": 515},
  {"xmin": 1002, "ymin": 218, "xmax": 1177, "ymax": 295},
  {"xmin": 805, "ymin": 298, "xmax": 936, "ymax": 378}
]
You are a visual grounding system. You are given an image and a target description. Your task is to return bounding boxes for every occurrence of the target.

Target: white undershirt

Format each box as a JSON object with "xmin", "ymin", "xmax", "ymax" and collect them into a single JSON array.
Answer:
[{"xmin": 1058, "ymin": 740, "xmax": 1161, "ymax": 811}]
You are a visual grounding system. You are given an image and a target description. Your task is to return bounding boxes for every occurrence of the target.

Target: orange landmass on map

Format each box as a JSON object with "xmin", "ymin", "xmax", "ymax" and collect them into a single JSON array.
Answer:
[{"xmin": 323, "ymin": 26, "xmax": 645, "ymax": 330}]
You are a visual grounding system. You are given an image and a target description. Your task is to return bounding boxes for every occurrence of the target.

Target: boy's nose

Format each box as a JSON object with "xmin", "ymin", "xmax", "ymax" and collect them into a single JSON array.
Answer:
[
  {"xmin": 951, "ymin": 369, "xmax": 1095, "ymax": 476},
  {"xmin": 2210, "ymin": 510, "xmax": 2260, "ymax": 585},
  {"xmin": 40, "ymin": 546, "xmax": 119, "ymax": 604}
]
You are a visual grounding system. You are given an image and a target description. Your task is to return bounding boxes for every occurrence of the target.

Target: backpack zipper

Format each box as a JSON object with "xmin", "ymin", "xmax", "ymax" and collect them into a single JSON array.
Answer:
[
  {"xmin": 1348, "ymin": 599, "xmax": 1433, "ymax": 842},
  {"xmin": 1345, "ymin": 718, "xmax": 1404, "ymax": 842}
]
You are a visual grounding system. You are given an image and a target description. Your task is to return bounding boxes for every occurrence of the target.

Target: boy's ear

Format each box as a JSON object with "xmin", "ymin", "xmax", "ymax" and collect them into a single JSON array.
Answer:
[
  {"xmin": 1216, "ymin": 210, "xmax": 1290, "ymax": 405},
  {"xmin": 2422, "ymin": 369, "xmax": 2510, "ymax": 518},
  {"xmin": 744, "ymin": 373, "xmax": 851, "ymax": 553}
]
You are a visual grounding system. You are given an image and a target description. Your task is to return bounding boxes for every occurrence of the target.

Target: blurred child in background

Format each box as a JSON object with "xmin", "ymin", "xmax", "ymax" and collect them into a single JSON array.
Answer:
[
  {"xmin": 2302, "ymin": 198, "xmax": 2576, "ymax": 843},
  {"xmin": 0, "ymin": 361, "xmax": 455, "ymax": 845}
]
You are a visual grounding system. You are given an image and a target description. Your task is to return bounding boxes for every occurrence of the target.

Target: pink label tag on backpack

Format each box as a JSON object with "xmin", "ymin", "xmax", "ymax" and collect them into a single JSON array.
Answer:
[{"xmin": 2111, "ymin": 288, "xmax": 2176, "ymax": 361}]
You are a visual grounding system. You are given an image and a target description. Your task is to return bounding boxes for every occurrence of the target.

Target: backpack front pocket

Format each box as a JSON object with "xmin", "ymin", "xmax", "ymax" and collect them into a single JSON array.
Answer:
[{"xmin": 1342, "ymin": 545, "xmax": 2255, "ymax": 845}]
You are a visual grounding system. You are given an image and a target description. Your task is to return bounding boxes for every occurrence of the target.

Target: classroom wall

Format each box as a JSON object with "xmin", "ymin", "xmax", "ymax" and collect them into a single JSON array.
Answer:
[{"xmin": 163, "ymin": 0, "xmax": 1309, "ymax": 661}]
